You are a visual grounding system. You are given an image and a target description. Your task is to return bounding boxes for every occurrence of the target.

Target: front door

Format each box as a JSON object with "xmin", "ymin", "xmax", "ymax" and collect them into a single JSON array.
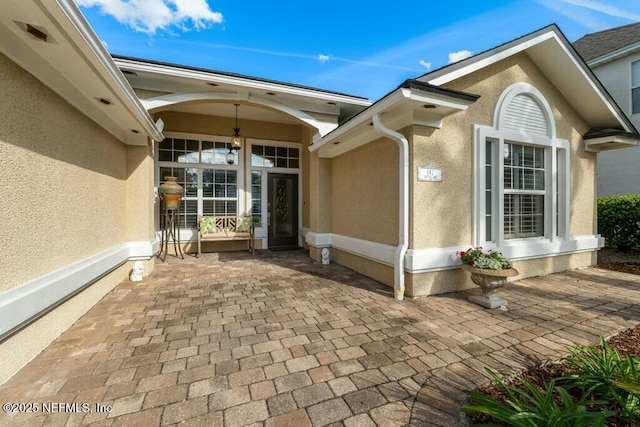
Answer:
[{"xmin": 267, "ymin": 173, "xmax": 299, "ymax": 249}]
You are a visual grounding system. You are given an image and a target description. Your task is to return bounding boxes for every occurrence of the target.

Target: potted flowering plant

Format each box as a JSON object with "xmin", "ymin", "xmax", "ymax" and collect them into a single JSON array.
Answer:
[
  {"xmin": 457, "ymin": 247, "xmax": 518, "ymax": 309},
  {"xmin": 458, "ymin": 247, "xmax": 512, "ymax": 270}
]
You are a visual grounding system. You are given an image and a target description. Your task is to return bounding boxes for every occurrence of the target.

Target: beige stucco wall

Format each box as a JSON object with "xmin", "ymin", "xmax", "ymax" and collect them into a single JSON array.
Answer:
[
  {"xmin": 406, "ymin": 252, "xmax": 595, "ymax": 297},
  {"xmin": 0, "ymin": 52, "xmax": 157, "ymax": 384},
  {"xmin": 331, "ymin": 137, "xmax": 399, "ymax": 245},
  {"xmin": 0, "ymin": 52, "xmax": 133, "ymax": 292},
  {"xmin": 156, "ymin": 110, "xmax": 304, "ymax": 143},
  {"xmin": 412, "ymin": 52, "xmax": 595, "ymax": 249},
  {"xmin": 0, "ymin": 261, "xmax": 142, "ymax": 385}
]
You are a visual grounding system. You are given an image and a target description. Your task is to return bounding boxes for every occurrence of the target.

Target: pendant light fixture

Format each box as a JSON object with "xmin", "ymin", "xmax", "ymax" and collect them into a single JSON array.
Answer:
[{"xmin": 227, "ymin": 104, "xmax": 244, "ymax": 164}]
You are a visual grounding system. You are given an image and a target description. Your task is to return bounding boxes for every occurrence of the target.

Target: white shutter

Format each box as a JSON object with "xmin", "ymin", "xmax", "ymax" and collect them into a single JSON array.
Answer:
[{"xmin": 502, "ymin": 94, "xmax": 549, "ymax": 136}]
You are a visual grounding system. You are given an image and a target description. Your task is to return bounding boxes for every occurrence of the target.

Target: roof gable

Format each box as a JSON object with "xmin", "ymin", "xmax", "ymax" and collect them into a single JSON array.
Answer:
[{"xmin": 417, "ymin": 24, "xmax": 636, "ymax": 134}]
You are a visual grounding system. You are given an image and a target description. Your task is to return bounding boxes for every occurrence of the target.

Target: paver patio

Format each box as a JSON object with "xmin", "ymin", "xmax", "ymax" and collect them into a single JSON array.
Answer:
[{"xmin": 1, "ymin": 250, "xmax": 639, "ymax": 426}]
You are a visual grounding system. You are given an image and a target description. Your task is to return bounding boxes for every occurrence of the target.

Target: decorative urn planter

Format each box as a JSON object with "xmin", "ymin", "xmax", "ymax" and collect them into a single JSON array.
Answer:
[
  {"xmin": 462, "ymin": 265, "xmax": 519, "ymax": 309},
  {"xmin": 158, "ymin": 176, "xmax": 183, "ymax": 210}
]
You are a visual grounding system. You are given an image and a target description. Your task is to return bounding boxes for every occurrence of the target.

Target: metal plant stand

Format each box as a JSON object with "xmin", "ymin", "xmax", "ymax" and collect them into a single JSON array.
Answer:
[{"xmin": 158, "ymin": 201, "xmax": 184, "ymax": 261}]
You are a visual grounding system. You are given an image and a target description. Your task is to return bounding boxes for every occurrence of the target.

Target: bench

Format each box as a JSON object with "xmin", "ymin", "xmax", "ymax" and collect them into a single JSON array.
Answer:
[{"xmin": 197, "ymin": 215, "xmax": 255, "ymax": 256}]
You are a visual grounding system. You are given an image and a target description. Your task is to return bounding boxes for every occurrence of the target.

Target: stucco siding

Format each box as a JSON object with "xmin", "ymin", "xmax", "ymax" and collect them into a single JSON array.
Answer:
[
  {"xmin": 0, "ymin": 52, "xmax": 131, "ymax": 292},
  {"xmin": 412, "ymin": 52, "xmax": 595, "ymax": 249},
  {"xmin": 331, "ymin": 137, "xmax": 399, "ymax": 245},
  {"xmin": 156, "ymin": 111, "xmax": 304, "ymax": 143}
]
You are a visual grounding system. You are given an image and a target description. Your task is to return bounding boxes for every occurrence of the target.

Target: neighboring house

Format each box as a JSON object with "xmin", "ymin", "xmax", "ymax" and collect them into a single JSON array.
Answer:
[
  {"xmin": 574, "ymin": 22, "xmax": 640, "ymax": 196},
  {"xmin": 1, "ymin": 0, "xmax": 638, "ymax": 383}
]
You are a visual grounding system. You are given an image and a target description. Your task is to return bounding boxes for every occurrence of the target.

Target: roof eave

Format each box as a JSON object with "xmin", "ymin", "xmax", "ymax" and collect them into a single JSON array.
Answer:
[
  {"xmin": 311, "ymin": 82, "xmax": 479, "ymax": 158},
  {"xmin": 114, "ymin": 56, "xmax": 373, "ymax": 107},
  {"xmin": 0, "ymin": 0, "xmax": 163, "ymax": 145}
]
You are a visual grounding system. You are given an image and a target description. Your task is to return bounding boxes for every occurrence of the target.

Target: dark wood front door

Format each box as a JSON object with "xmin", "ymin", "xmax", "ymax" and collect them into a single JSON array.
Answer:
[{"xmin": 267, "ymin": 173, "xmax": 299, "ymax": 249}]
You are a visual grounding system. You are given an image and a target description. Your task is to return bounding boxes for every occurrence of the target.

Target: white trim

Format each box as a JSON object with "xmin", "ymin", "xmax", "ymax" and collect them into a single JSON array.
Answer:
[
  {"xmin": 142, "ymin": 93, "xmax": 338, "ymax": 136},
  {"xmin": 304, "ymin": 232, "xmax": 395, "ymax": 266},
  {"xmin": 304, "ymin": 233, "xmax": 602, "ymax": 274},
  {"xmin": 406, "ymin": 235, "xmax": 603, "ymax": 273},
  {"xmin": 474, "ymin": 83, "xmax": 570, "ymax": 247},
  {"xmin": 114, "ymin": 57, "xmax": 372, "ymax": 108},
  {"xmin": 305, "ymin": 232, "xmax": 332, "ymax": 248},
  {"xmin": 587, "ymin": 41, "xmax": 640, "ymax": 67},
  {"xmin": 0, "ymin": 240, "xmax": 157, "ymax": 341}
]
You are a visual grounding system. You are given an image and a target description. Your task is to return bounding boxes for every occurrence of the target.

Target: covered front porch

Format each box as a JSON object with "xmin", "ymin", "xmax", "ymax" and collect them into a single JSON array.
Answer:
[{"xmin": 116, "ymin": 56, "xmax": 371, "ymax": 254}]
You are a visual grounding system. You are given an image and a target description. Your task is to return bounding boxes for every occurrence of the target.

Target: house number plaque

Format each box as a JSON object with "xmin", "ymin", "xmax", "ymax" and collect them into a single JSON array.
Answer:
[{"xmin": 418, "ymin": 163, "xmax": 442, "ymax": 182}]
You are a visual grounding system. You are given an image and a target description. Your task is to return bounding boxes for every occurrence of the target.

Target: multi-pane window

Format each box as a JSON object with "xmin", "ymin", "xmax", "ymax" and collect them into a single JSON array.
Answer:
[
  {"xmin": 251, "ymin": 145, "xmax": 299, "ymax": 168},
  {"xmin": 158, "ymin": 137, "xmax": 238, "ymax": 230},
  {"xmin": 251, "ymin": 171, "xmax": 262, "ymax": 227},
  {"xmin": 503, "ymin": 142, "xmax": 545, "ymax": 239},
  {"xmin": 632, "ymin": 61, "xmax": 640, "ymax": 114},
  {"xmin": 485, "ymin": 138, "xmax": 496, "ymax": 241},
  {"xmin": 475, "ymin": 83, "xmax": 569, "ymax": 251}
]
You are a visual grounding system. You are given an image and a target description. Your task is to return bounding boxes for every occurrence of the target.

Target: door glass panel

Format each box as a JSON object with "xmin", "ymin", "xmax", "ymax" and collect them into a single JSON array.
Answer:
[
  {"xmin": 273, "ymin": 178, "xmax": 293, "ymax": 236},
  {"xmin": 268, "ymin": 174, "xmax": 298, "ymax": 248}
]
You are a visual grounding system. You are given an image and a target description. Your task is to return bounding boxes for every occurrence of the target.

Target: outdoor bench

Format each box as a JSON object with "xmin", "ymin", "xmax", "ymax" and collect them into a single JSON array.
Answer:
[{"xmin": 197, "ymin": 215, "xmax": 255, "ymax": 256}]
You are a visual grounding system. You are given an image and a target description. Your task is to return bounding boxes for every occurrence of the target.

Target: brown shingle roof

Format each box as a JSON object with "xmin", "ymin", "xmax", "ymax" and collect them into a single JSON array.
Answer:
[{"xmin": 573, "ymin": 21, "xmax": 640, "ymax": 61}]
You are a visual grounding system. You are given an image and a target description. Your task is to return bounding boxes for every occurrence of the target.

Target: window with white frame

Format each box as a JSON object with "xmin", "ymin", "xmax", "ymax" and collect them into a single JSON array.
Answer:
[
  {"xmin": 158, "ymin": 136, "xmax": 239, "ymax": 230},
  {"xmin": 475, "ymin": 83, "xmax": 569, "ymax": 248},
  {"xmin": 632, "ymin": 60, "xmax": 640, "ymax": 114}
]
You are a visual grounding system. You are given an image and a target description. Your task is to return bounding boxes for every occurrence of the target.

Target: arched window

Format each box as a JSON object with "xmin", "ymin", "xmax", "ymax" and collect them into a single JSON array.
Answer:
[{"xmin": 474, "ymin": 83, "xmax": 569, "ymax": 254}]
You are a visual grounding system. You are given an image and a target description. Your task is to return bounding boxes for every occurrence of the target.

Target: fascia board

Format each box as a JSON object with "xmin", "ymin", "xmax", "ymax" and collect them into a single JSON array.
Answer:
[
  {"xmin": 310, "ymin": 90, "xmax": 405, "ymax": 152},
  {"xmin": 426, "ymin": 31, "xmax": 556, "ymax": 86},
  {"xmin": 52, "ymin": 1, "xmax": 164, "ymax": 142},
  {"xmin": 404, "ymin": 88, "xmax": 476, "ymax": 110},
  {"xmin": 115, "ymin": 58, "xmax": 372, "ymax": 107},
  {"xmin": 428, "ymin": 28, "xmax": 636, "ymax": 134},
  {"xmin": 588, "ymin": 42, "xmax": 640, "ymax": 67}
]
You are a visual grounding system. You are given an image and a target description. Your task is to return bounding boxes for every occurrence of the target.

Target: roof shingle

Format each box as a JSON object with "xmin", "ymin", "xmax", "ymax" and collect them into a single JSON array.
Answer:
[{"xmin": 573, "ymin": 22, "xmax": 640, "ymax": 62}]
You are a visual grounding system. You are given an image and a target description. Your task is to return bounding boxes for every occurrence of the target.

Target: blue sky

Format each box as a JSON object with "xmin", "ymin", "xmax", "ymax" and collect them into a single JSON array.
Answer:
[{"xmin": 75, "ymin": 0, "xmax": 640, "ymax": 100}]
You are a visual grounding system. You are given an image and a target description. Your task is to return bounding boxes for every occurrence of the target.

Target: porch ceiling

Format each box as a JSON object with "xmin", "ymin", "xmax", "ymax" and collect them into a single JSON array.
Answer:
[
  {"xmin": 169, "ymin": 102, "xmax": 302, "ymax": 126},
  {"xmin": 114, "ymin": 56, "xmax": 372, "ymax": 126}
]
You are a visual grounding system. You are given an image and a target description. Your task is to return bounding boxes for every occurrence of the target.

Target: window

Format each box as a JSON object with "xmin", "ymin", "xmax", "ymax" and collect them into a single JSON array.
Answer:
[
  {"xmin": 632, "ymin": 61, "xmax": 640, "ymax": 114},
  {"xmin": 475, "ymin": 83, "xmax": 569, "ymax": 249},
  {"xmin": 251, "ymin": 171, "xmax": 262, "ymax": 227},
  {"xmin": 251, "ymin": 144, "xmax": 299, "ymax": 168},
  {"xmin": 503, "ymin": 142, "xmax": 545, "ymax": 239},
  {"xmin": 158, "ymin": 136, "xmax": 239, "ymax": 230}
]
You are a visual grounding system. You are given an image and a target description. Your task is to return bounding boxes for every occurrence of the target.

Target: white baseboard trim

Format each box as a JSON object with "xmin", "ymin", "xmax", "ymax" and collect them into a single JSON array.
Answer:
[
  {"xmin": 0, "ymin": 240, "xmax": 157, "ymax": 341},
  {"xmin": 305, "ymin": 232, "xmax": 602, "ymax": 274},
  {"xmin": 406, "ymin": 235, "xmax": 603, "ymax": 273},
  {"xmin": 306, "ymin": 232, "xmax": 395, "ymax": 266}
]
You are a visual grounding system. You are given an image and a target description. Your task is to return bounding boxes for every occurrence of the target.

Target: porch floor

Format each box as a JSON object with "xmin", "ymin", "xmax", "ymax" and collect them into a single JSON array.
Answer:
[{"xmin": 1, "ymin": 250, "xmax": 640, "ymax": 426}]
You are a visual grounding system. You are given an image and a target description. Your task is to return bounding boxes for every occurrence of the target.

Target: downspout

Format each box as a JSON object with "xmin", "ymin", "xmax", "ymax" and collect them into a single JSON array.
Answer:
[{"xmin": 372, "ymin": 114, "xmax": 409, "ymax": 301}]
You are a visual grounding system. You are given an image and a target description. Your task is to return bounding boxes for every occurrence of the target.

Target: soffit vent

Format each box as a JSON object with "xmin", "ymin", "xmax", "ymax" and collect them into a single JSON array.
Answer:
[{"xmin": 502, "ymin": 93, "xmax": 549, "ymax": 136}]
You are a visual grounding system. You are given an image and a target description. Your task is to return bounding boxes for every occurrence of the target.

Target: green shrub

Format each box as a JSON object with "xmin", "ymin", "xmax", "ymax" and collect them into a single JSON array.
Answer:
[
  {"xmin": 463, "ymin": 370, "xmax": 613, "ymax": 426},
  {"xmin": 563, "ymin": 338, "xmax": 640, "ymax": 422},
  {"xmin": 597, "ymin": 195, "xmax": 640, "ymax": 250}
]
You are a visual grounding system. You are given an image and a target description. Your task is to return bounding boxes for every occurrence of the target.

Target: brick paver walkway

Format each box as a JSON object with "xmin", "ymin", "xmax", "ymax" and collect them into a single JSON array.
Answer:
[{"xmin": 1, "ymin": 250, "xmax": 639, "ymax": 426}]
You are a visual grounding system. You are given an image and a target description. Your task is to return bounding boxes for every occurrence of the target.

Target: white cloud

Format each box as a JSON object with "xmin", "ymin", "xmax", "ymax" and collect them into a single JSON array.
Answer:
[
  {"xmin": 75, "ymin": 0, "xmax": 223, "ymax": 34},
  {"xmin": 556, "ymin": 0, "xmax": 640, "ymax": 21},
  {"xmin": 419, "ymin": 60, "xmax": 432, "ymax": 70},
  {"xmin": 447, "ymin": 50, "xmax": 472, "ymax": 64},
  {"xmin": 318, "ymin": 54, "xmax": 331, "ymax": 63}
]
